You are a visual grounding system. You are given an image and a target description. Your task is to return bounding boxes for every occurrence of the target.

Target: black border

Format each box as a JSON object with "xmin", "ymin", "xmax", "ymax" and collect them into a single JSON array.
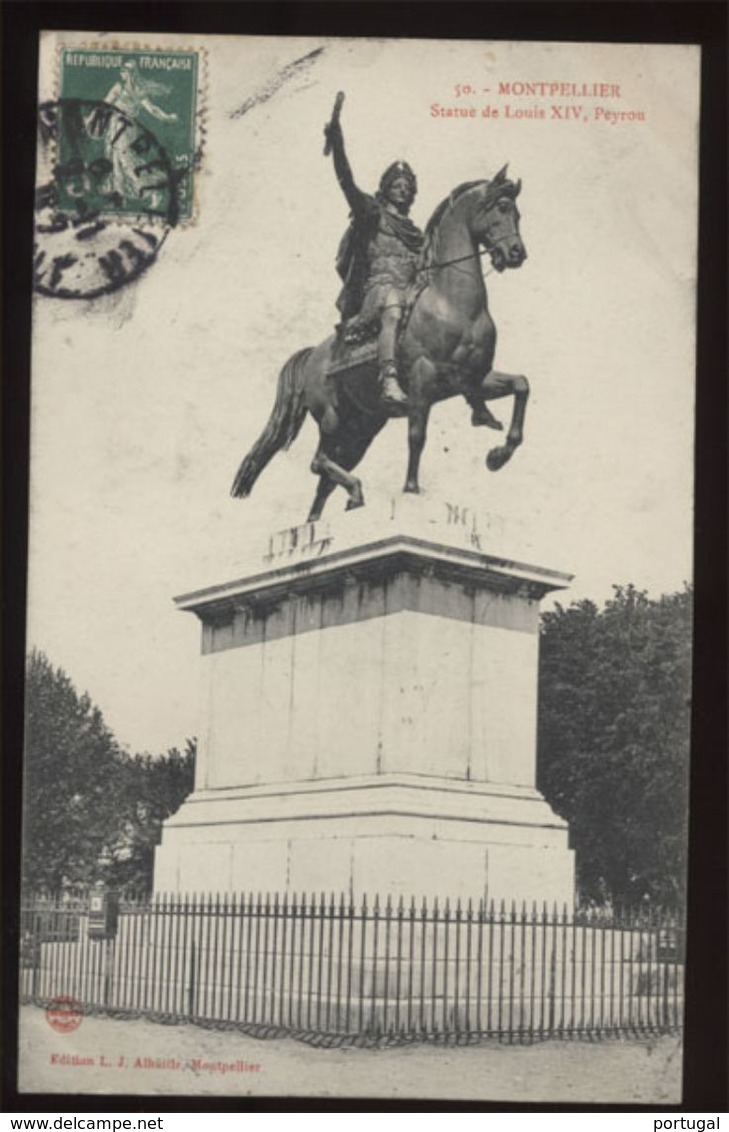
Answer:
[{"xmin": 3, "ymin": 1, "xmax": 727, "ymax": 1115}]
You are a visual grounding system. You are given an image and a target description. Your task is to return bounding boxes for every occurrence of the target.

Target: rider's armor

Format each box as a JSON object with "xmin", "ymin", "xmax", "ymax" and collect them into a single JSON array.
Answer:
[{"xmin": 328, "ymin": 129, "xmax": 424, "ymax": 407}]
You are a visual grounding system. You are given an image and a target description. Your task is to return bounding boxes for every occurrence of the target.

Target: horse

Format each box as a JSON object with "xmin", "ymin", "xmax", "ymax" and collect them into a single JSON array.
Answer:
[{"xmin": 231, "ymin": 166, "xmax": 529, "ymax": 522}]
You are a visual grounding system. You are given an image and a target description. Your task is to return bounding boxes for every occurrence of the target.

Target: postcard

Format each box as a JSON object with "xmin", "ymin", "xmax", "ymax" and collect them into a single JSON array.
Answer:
[{"xmin": 19, "ymin": 31, "xmax": 699, "ymax": 1103}]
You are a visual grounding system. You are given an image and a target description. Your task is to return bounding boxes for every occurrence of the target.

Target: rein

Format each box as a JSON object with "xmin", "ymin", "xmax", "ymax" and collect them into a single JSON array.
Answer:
[
  {"xmin": 404, "ymin": 244, "xmax": 495, "ymax": 334},
  {"xmin": 416, "ymin": 246, "xmax": 492, "ymax": 275}
]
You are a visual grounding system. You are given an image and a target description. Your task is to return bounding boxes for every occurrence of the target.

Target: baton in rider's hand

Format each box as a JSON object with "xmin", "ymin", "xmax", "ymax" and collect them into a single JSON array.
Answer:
[{"xmin": 323, "ymin": 91, "xmax": 345, "ymax": 155}]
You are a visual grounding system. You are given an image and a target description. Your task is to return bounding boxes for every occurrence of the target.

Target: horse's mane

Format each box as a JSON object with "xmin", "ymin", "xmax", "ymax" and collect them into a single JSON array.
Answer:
[
  {"xmin": 423, "ymin": 181, "xmax": 484, "ymax": 243},
  {"xmin": 419, "ymin": 173, "xmax": 520, "ymax": 270},
  {"xmin": 420, "ymin": 181, "xmax": 483, "ymax": 269}
]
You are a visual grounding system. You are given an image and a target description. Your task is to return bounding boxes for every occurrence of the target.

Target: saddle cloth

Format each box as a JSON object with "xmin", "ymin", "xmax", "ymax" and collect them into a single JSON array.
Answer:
[
  {"xmin": 328, "ymin": 347, "xmax": 383, "ymax": 415},
  {"xmin": 327, "ymin": 330, "xmax": 379, "ymax": 379}
]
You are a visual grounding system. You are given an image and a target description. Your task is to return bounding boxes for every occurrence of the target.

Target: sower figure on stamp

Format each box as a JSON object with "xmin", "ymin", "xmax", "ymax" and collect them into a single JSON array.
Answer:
[{"xmin": 324, "ymin": 95, "xmax": 422, "ymax": 410}]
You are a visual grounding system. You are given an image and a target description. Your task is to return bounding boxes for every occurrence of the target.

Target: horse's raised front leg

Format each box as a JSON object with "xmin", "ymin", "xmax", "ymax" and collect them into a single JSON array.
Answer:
[{"xmin": 479, "ymin": 370, "xmax": 529, "ymax": 471}]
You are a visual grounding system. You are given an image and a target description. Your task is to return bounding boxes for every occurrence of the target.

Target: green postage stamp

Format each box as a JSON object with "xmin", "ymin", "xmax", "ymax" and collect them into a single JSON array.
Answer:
[{"xmin": 57, "ymin": 46, "xmax": 201, "ymax": 222}]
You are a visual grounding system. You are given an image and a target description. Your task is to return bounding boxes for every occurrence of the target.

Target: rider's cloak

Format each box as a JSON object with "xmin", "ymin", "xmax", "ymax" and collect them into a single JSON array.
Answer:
[{"xmin": 335, "ymin": 194, "xmax": 424, "ymax": 321}]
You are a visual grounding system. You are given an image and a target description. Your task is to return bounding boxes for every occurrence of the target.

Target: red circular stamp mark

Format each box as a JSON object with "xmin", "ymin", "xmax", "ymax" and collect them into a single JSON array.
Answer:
[{"xmin": 46, "ymin": 995, "xmax": 84, "ymax": 1033}]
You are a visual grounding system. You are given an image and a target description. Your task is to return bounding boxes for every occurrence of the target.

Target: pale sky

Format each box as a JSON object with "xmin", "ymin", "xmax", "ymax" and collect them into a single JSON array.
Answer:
[{"xmin": 28, "ymin": 34, "xmax": 699, "ymax": 755}]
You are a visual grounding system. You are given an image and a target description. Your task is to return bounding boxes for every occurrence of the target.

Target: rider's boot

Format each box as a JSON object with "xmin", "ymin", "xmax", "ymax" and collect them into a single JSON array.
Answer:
[
  {"xmin": 380, "ymin": 362, "xmax": 408, "ymax": 409},
  {"xmin": 378, "ymin": 304, "xmax": 408, "ymax": 409}
]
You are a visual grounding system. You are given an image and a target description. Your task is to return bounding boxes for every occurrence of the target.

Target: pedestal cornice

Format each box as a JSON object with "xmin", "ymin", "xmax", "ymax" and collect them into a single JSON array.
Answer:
[{"xmin": 175, "ymin": 533, "xmax": 573, "ymax": 624}]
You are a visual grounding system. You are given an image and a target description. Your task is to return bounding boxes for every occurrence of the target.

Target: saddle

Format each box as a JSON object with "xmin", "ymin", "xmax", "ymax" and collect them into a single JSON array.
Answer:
[{"xmin": 325, "ymin": 274, "xmax": 427, "ymax": 387}]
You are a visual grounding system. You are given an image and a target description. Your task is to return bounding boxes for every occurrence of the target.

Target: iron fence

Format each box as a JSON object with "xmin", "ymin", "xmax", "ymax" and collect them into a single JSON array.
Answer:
[{"xmin": 19, "ymin": 892, "xmax": 684, "ymax": 1047}]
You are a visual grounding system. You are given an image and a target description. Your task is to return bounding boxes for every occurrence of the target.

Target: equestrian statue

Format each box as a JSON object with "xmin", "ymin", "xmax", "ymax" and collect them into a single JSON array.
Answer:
[{"xmin": 231, "ymin": 92, "xmax": 529, "ymax": 522}]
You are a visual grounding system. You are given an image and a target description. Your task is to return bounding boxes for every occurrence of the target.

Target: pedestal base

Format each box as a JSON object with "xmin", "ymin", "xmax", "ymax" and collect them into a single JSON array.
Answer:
[
  {"xmin": 155, "ymin": 773, "xmax": 575, "ymax": 906},
  {"xmin": 159, "ymin": 500, "xmax": 575, "ymax": 908}
]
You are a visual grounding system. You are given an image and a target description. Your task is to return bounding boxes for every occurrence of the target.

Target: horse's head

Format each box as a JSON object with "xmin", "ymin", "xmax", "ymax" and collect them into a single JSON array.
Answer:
[{"xmin": 471, "ymin": 166, "xmax": 526, "ymax": 272}]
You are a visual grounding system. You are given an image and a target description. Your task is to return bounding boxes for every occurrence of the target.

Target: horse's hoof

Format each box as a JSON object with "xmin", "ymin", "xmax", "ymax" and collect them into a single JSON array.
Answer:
[
  {"xmin": 486, "ymin": 446, "xmax": 512, "ymax": 472},
  {"xmin": 345, "ymin": 496, "xmax": 365, "ymax": 511},
  {"xmin": 403, "ymin": 484, "xmax": 420, "ymax": 495}
]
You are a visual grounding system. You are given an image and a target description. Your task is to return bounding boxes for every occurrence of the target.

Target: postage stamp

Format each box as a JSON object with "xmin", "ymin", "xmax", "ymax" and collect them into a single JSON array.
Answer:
[
  {"xmin": 58, "ymin": 47, "xmax": 200, "ymax": 222},
  {"xmin": 33, "ymin": 46, "xmax": 201, "ymax": 299}
]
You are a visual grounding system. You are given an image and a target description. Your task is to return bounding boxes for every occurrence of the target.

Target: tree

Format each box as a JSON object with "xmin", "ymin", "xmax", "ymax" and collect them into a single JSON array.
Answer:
[
  {"xmin": 23, "ymin": 650, "xmax": 196, "ymax": 895},
  {"xmin": 108, "ymin": 741, "xmax": 196, "ymax": 893},
  {"xmin": 22, "ymin": 650, "xmax": 129, "ymax": 893},
  {"xmin": 537, "ymin": 585, "xmax": 692, "ymax": 909}
]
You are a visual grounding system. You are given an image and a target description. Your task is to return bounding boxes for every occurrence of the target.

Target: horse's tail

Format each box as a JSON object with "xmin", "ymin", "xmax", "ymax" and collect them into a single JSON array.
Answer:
[{"xmin": 230, "ymin": 347, "xmax": 313, "ymax": 499}]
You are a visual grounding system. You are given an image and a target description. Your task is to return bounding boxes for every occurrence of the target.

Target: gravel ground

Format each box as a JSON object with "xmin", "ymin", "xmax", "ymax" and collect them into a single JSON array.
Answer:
[{"xmin": 17, "ymin": 1005, "xmax": 682, "ymax": 1104}]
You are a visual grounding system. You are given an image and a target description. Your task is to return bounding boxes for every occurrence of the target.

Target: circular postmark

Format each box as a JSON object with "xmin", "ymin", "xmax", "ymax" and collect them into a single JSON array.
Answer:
[
  {"xmin": 34, "ymin": 99, "xmax": 179, "ymax": 300},
  {"xmin": 46, "ymin": 995, "xmax": 84, "ymax": 1033}
]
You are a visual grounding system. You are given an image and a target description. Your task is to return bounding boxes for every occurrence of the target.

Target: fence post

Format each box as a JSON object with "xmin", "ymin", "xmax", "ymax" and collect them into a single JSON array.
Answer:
[
  {"xmin": 187, "ymin": 895, "xmax": 197, "ymax": 1021},
  {"xmin": 103, "ymin": 939, "xmax": 113, "ymax": 1007},
  {"xmin": 546, "ymin": 905, "xmax": 556, "ymax": 1035}
]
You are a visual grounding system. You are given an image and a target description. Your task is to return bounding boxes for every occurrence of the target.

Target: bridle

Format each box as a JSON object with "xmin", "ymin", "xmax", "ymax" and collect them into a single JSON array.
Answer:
[{"xmin": 417, "ymin": 186, "xmax": 520, "ymax": 278}]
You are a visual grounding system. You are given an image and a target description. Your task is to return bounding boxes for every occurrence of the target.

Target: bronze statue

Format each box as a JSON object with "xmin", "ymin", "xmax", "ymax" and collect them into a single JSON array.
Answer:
[
  {"xmin": 232, "ymin": 93, "xmax": 529, "ymax": 521},
  {"xmin": 325, "ymin": 93, "xmax": 422, "ymax": 408}
]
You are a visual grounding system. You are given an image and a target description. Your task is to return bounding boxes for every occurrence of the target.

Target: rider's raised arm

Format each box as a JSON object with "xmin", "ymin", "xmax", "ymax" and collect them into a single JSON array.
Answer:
[{"xmin": 325, "ymin": 119, "xmax": 368, "ymax": 216}]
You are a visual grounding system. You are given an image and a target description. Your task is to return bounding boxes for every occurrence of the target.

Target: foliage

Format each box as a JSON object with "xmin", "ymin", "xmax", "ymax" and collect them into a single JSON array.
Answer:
[
  {"xmin": 106, "ymin": 742, "xmax": 196, "ymax": 893},
  {"xmin": 537, "ymin": 585, "xmax": 692, "ymax": 909},
  {"xmin": 22, "ymin": 651, "xmax": 128, "ymax": 893},
  {"xmin": 22, "ymin": 650, "xmax": 194, "ymax": 895}
]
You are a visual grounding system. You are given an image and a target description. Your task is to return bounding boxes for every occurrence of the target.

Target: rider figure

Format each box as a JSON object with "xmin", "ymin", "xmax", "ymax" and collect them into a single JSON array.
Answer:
[{"xmin": 324, "ymin": 106, "xmax": 423, "ymax": 409}]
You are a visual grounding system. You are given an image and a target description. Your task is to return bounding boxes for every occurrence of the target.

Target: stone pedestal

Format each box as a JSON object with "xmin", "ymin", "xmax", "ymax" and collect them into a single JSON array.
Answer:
[{"xmin": 155, "ymin": 498, "xmax": 575, "ymax": 906}]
